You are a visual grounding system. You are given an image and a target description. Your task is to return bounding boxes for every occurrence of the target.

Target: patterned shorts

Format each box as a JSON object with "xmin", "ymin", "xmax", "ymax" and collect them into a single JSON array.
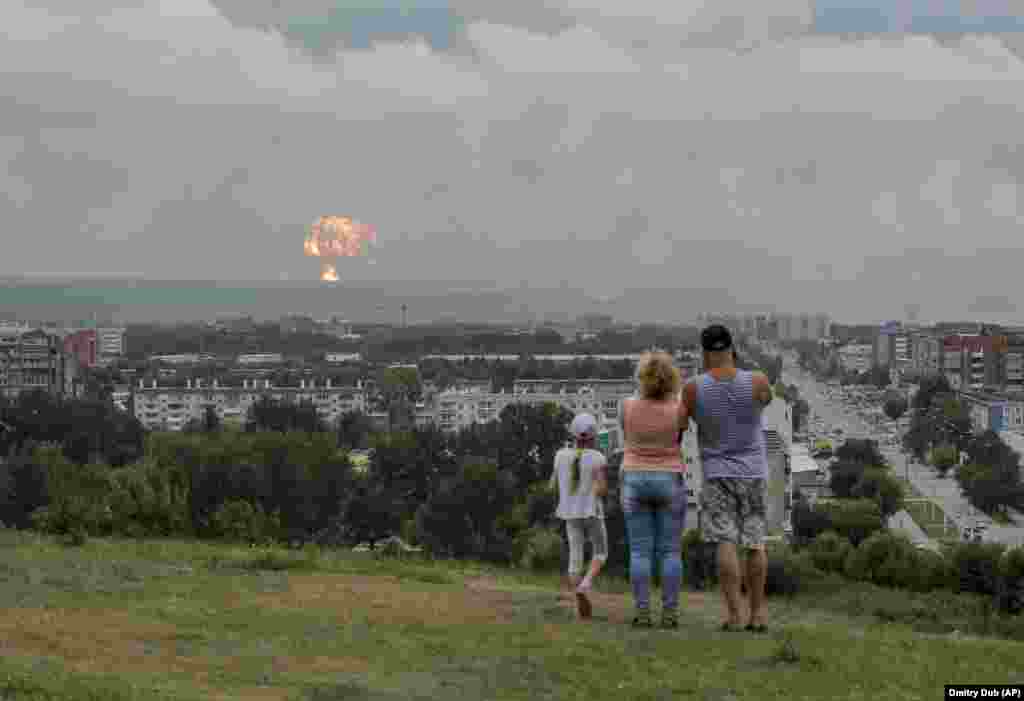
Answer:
[{"xmin": 700, "ymin": 478, "xmax": 766, "ymax": 550}]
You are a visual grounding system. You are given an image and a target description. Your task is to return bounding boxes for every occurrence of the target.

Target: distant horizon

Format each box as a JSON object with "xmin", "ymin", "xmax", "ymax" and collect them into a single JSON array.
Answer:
[{"xmin": 0, "ymin": 276, "xmax": 1016, "ymax": 329}]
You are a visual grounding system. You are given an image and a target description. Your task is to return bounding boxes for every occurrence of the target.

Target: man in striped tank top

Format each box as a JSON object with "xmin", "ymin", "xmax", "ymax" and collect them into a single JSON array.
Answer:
[{"xmin": 682, "ymin": 325, "xmax": 774, "ymax": 633}]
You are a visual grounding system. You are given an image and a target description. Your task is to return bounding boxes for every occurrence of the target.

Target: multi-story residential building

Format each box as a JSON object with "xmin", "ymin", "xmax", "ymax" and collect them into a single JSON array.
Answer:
[
  {"xmin": 1004, "ymin": 335, "xmax": 1024, "ymax": 393},
  {"xmin": 236, "ymin": 353, "xmax": 285, "ymax": 366},
  {"xmin": 63, "ymin": 329, "xmax": 97, "ymax": 369},
  {"xmin": 149, "ymin": 354, "xmax": 208, "ymax": 365},
  {"xmin": 433, "ymin": 384, "xmax": 627, "ymax": 445},
  {"xmin": 910, "ymin": 331, "xmax": 942, "ymax": 375},
  {"xmin": 958, "ymin": 390, "xmax": 1024, "ymax": 434},
  {"xmin": 761, "ymin": 397, "xmax": 794, "ymax": 536},
  {"xmin": 837, "ymin": 343, "xmax": 873, "ymax": 374},
  {"xmin": 97, "ymin": 327, "xmax": 126, "ymax": 358},
  {"xmin": 325, "ymin": 352, "xmax": 363, "ymax": 363},
  {"xmin": 941, "ymin": 333, "xmax": 1007, "ymax": 391},
  {"xmin": 0, "ymin": 328, "xmax": 70, "ymax": 398},
  {"xmin": 774, "ymin": 313, "xmax": 831, "ymax": 343},
  {"xmin": 874, "ymin": 321, "xmax": 911, "ymax": 368},
  {"xmin": 132, "ymin": 377, "xmax": 366, "ymax": 431}
]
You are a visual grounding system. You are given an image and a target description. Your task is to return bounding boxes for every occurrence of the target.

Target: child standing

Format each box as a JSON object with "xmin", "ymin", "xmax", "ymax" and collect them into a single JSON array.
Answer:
[{"xmin": 550, "ymin": 413, "xmax": 609, "ymax": 619}]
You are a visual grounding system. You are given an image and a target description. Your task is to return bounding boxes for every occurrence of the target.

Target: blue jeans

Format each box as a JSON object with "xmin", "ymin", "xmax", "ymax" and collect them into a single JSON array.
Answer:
[{"xmin": 621, "ymin": 470, "xmax": 687, "ymax": 612}]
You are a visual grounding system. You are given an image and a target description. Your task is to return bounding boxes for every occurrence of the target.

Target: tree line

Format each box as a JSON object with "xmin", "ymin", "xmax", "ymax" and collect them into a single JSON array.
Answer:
[{"xmin": 0, "ymin": 391, "xmax": 633, "ymax": 576}]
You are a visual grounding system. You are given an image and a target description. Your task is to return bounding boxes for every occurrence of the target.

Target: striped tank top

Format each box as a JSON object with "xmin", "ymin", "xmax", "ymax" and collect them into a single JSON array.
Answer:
[{"xmin": 694, "ymin": 369, "xmax": 767, "ymax": 480}]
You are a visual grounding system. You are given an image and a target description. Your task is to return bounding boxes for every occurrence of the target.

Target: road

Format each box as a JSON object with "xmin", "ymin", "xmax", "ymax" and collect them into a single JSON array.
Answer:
[{"xmin": 781, "ymin": 353, "xmax": 1024, "ymax": 548}]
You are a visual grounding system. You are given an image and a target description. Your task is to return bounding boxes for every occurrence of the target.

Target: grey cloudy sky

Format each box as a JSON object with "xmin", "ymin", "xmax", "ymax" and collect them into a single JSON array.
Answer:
[{"xmin": 2, "ymin": 1, "xmax": 1024, "ymax": 323}]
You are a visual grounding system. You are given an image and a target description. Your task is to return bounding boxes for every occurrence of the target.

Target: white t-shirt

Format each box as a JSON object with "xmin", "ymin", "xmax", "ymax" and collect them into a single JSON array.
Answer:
[{"xmin": 550, "ymin": 447, "xmax": 607, "ymax": 520}]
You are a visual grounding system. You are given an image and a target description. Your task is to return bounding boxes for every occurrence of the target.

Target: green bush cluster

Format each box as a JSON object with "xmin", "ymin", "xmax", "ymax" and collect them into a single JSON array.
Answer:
[
  {"xmin": 797, "ymin": 531, "xmax": 1024, "ymax": 615},
  {"xmin": 515, "ymin": 527, "xmax": 564, "ymax": 572},
  {"xmin": 806, "ymin": 531, "xmax": 851, "ymax": 574}
]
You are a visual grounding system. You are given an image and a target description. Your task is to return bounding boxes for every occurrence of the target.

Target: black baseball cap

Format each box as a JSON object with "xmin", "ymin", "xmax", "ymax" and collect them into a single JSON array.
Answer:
[{"xmin": 701, "ymin": 324, "xmax": 733, "ymax": 352}]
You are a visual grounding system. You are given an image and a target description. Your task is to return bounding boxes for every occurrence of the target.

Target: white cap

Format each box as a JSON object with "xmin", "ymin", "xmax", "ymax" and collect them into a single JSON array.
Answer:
[{"xmin": 570, "ymin": 413, "xmax": 598, "ymax": 438}]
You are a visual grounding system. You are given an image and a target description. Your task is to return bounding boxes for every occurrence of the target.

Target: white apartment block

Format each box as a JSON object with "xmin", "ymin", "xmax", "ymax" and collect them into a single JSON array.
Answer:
[
  {"xmin": 434, "ymin": 386, "xmax": 624, "ymax": 437},
  {"xmin": 325, "ymin": 352, "xmax": 363, "ymax": 363},
  {"xmin": 98, "ymin": 327, "xmax": 126, "ymax": 357},
  {"xmin": 236, "ymin": 353, "xmax": 284, "ymax": 365},
  {"xmin": 133, "ymin": 377, "xmax": 366, "ymax": 431}
]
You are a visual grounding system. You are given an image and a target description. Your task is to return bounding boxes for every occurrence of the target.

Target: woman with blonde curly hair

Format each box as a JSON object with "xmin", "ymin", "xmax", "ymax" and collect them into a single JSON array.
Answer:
[{"xmin": 619, "ymin": 351, "xmax": 688, "ymax": 628}]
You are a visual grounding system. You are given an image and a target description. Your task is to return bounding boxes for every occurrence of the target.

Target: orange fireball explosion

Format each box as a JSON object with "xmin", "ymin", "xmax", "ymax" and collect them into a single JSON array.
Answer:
[{"xmin": 303, "ymin": 216, "xmax": 377, "ymax": 281}]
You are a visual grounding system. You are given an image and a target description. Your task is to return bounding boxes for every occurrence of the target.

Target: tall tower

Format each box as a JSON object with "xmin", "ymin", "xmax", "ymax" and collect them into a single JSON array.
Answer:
[{"xmin": 401, "ymin": 303, "xmax": 408, "ymax": 328}]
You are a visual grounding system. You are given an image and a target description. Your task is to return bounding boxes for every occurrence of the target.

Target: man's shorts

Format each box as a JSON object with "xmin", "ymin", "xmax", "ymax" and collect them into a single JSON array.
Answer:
[{"xmin": 700, "ymin": 477, "xmax": 767, "ymax": 550}]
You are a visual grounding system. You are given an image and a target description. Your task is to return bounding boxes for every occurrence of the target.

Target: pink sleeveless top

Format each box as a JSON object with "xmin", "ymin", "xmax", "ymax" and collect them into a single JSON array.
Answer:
[{"xmin": 621, "ymin": 397, "xmax": 685, "ymax": 472}]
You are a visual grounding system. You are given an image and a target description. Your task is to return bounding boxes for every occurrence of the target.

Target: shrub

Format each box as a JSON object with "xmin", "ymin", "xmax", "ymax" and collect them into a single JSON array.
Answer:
[
  {"xmin": 843, "ymin": 531, "xmax": 919, "ymax": 589},
  {"xmin": 998, "ymin": 547, "xmax": 1024, "ymax": 615},
  {"xmin": 107, "ymin": 462, "xmax": 191, "ymax": 538},
  {"xmin": 930, "ymin": 446, "xmax": 958, "ymax": 477},
  {"xmin": 792, "ymin": 500, "xmax": 834, "ymax": 544},
  {"xmin": 852, "ymin": 469, "xmax": 905, "ymax": 519},
  {"xmin": 208, "ymin": 499, "xmax": 282, "ymax": 546},
  {"xmin": 947, "ymin": 541, "xmax": 1007, "ymax": 597},
  {"xmin": 764, "ymin": 546, "xmax": 823, "ymax": 597},
  {"xmin": 515, "ymin": 526, "xmax": 563, "ymax": 572},
  {"xmin": 913, "ymin": 548, "xmax": 955, "ymax": 592},
  {"xmin": 29, "ymin": 447, "xmax": 112, "ymax": 545},
  {"xmin": 808, "ymin": 531, "xmax": 852, "ymax": 575},
  {"xmin": 821, "ymin": 498, "xmax": 884, "ymax": 546}
]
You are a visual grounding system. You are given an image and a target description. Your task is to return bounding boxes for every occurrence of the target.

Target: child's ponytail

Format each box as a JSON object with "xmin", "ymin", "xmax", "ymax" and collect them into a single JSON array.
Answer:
[{"xmin": 570, "ymin": 448, "xmax": 583, "ymax": 494}]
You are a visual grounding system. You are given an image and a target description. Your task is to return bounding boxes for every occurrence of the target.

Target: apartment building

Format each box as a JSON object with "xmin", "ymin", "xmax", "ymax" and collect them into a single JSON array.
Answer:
[
  {"xmin": 761, "ymin": 397, "xmax": 794, "ymax": 536},
  {"xmin": 837, "ymin": 343, "xmax": 873, "ymax": 374},
  {"xmin": 910, "ymin": 331, "xmax": 942, "ymax": 375},
  {"xmin": 958, "ymin": 390, "xmax": 1024, "ymax": 434},
  {"xmin": 132, "ymin": 377, "xmax": 366, "ymax": 431},
  {"xmin": 1003, "ymin": 334, "xmax": 1024, "ymax": 392},
  {"xmin": 0, "ymin": 327, "xmax": 70, "ymax": 398},
  {"xmin": 773, "ymin": 313, "xmax": 831, "ymax": 343},
  {"xmin": 63, "ymin": 329, "xmax": 97, "ymax": 369},
  {"xmin": 236, "ymin": 353, "xmax": 284, "ymax": 366},
  {"xmin": 433, "ymin": 383, "xmax": 631, "ymax": 455},
  {"xmin": 97, "ymin": 327, "xmax": 126, "ymax": 357},
  {"xmin": 874, "ymin": 321, "xmax": 911, "ymax": 368},
  {"xmin": 942, "ymin": 334, "xmax": 1007, "ymax": 391}
]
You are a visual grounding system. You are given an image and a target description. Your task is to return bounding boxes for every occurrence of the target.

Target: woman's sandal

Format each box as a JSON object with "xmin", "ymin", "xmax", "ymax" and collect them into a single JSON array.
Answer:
[
  {"xmin": 720, "ymin": 622, "xmax": 742, "ymax": 632},
  {"xmin": 744, "ymin": 623, "xmax": 768, "ymax": 633}
]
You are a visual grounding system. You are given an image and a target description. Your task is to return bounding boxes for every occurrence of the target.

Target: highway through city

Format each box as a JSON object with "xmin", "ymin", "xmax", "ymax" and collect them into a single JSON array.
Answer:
[{"xmin": 780, "ymin": 353, "xmax": 1024, "ymax": 548}]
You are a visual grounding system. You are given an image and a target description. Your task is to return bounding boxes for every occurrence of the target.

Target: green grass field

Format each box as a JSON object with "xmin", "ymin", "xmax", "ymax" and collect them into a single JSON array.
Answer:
[
  {"xmin": 901, "ymin": 480, "xmax": 953, "ymax": 540},
  {"xmin": 0, "ymin": 530, "xmax": 1021, "ymax": 700}
]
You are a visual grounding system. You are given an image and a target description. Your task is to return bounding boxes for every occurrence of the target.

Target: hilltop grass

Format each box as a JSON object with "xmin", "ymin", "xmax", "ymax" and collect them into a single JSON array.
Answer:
[{"xmin": 0, "ymin": 530, "xmax": 1022, "ymax": 700}]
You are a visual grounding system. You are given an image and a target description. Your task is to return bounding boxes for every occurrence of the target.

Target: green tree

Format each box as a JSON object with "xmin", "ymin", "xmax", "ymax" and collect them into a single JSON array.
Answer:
[
  {"xmin": 883, "ymin": 396, "xmax": 908, "ymax": 423},
  {"xmin": 834, "ymin": 438, "xmax": 887, "ymax": 467},
  {"xmin": 912, "ymin": 374, "xmax": 953, "ymax": 410},
  {"xmin": 337, "ymin": 410, "xmax": 373, "ymax": 449},
  {"xmin": 820, "ymin": 498, "xmax": 884, "ymax": 546},
  {"xmin": 930, "ymin": 445, "xmax": 959, "ymax": 477},
  {"xmin": 851, "ymin": 468, "xmax": 905, "ymax": 519},
  {"xmin": 246, "ymin": 397, "xmax": 324, "ymax": 433}
]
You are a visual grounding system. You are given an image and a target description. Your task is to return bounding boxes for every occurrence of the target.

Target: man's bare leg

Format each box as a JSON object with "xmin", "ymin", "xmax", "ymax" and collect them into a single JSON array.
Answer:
[
  {"xmin": 744, "ymin": 548, "xmax": 768, "ymax": 627},
  {"xmin": 717, "ymin": 543, "xmax": 744, "ymax": 626}
]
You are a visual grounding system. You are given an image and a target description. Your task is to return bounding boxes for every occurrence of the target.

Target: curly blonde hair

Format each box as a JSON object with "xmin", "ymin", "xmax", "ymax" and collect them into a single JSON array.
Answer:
[{"xmin": 636, "ymin": 351, "xmax": 680, "ymax": 400}]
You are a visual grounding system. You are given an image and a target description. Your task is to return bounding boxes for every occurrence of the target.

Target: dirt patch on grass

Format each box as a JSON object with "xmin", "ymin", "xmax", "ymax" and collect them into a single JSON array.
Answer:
[
  {"xmin": 247, "ymin": 574, "xmax": 514, "ymax": 626},
  {"xmin": 0, "ymin": 606, "xmax": 368, "ymax": 698}
]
